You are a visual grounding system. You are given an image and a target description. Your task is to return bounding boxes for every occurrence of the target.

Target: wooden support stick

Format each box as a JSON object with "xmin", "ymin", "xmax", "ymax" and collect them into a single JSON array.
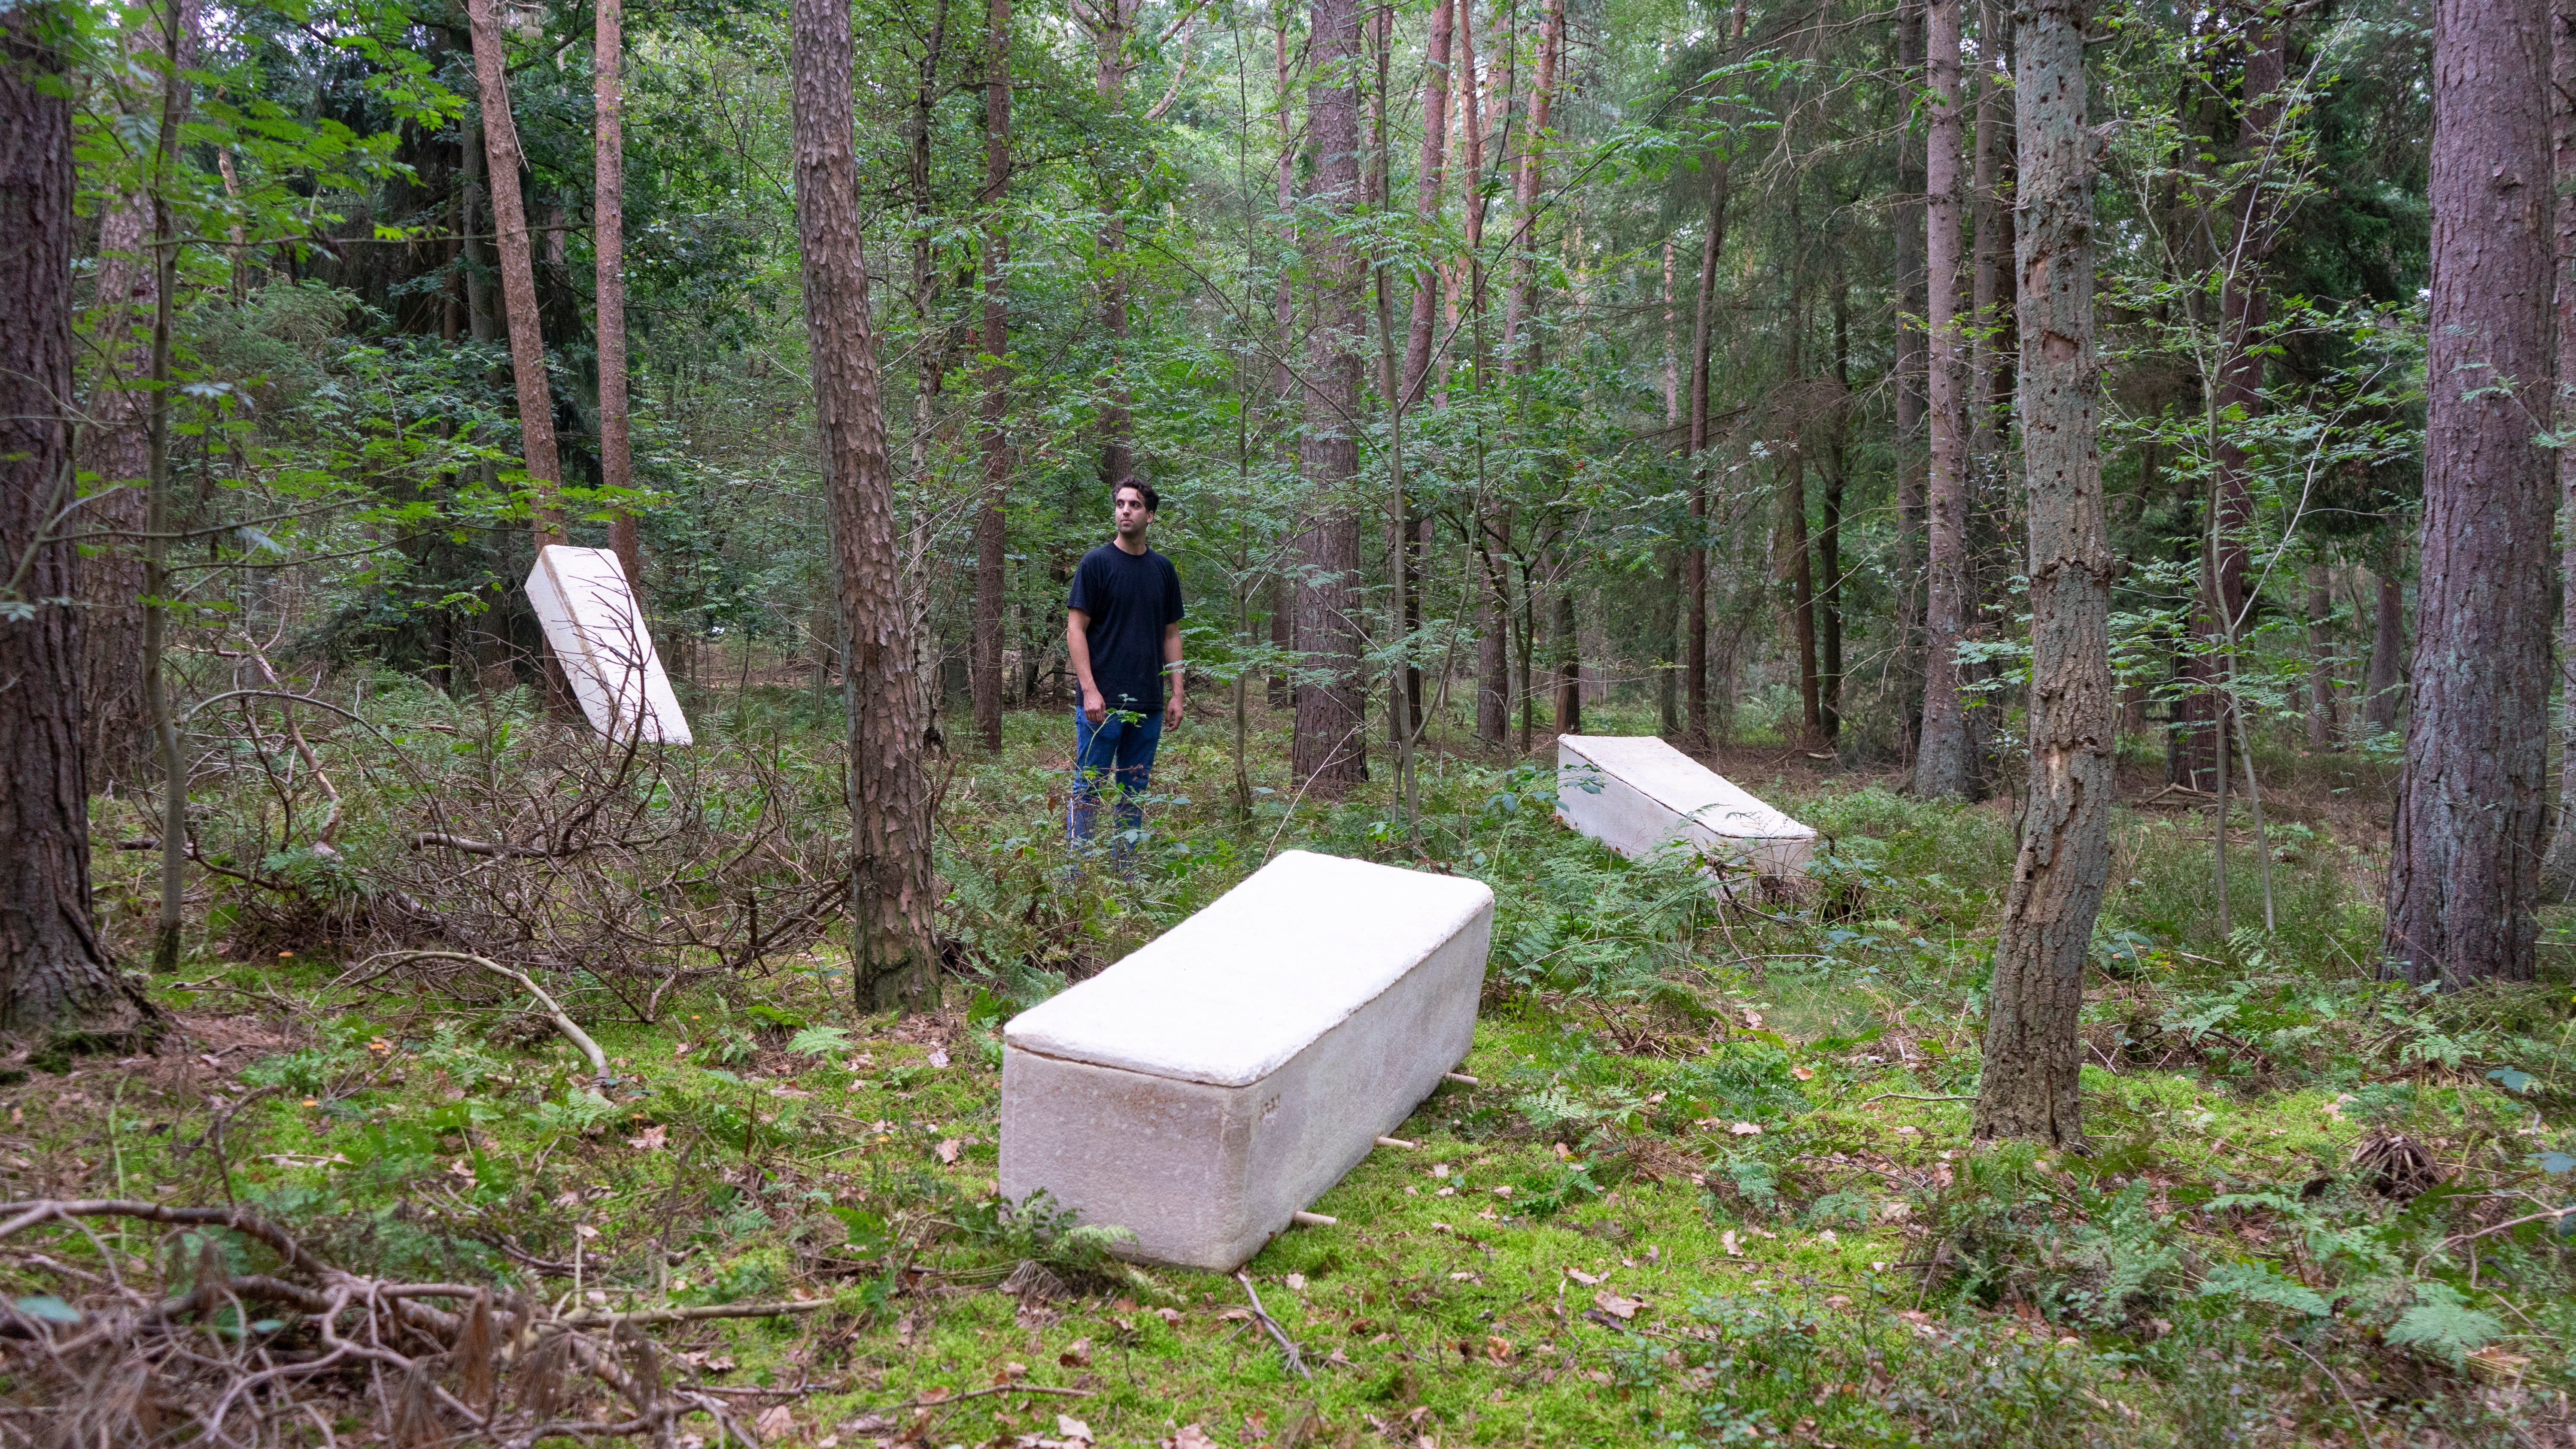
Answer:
[
  {"xmin": 1374, "ymin": 1136, "xmax": 1417, "ymax": 1149},
  {"xmin": 1290, "ymin": 1210, "xmax": 1337, "ymax": 1227}
]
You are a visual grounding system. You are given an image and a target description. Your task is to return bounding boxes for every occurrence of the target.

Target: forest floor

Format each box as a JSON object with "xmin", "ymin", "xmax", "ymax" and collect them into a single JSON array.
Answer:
[{"xmin": 7, "ymin": 691, "xmax": 2571, "ymax": 1446}]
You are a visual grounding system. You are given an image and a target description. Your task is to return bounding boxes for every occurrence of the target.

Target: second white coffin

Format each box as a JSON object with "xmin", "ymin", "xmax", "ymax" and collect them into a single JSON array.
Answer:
[
  {"xmin": 524, "ymin": 545, "xmax": 692, "ymax": 745},
  {"xmin": 1555, "ymin": 734, "xmax": 1815, "ymax": 884},
  {"xmin": 999, "ymin": 850, "xmax": 1493, "ymax": 1271}
]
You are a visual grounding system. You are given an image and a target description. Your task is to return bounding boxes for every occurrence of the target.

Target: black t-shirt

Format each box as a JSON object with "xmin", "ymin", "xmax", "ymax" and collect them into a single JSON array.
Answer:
[{"xmin": 1068, "ymin": 543, "xmax": 1185, "ymax": 714}]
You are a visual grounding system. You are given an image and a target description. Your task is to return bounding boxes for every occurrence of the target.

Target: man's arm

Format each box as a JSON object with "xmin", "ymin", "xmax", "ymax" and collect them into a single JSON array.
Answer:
[
  {"xmin": 1067, "ymin": 609, "xmax": 1106, "ymax": 723},
  {"xmin": 1162, "ymin": 621, "xmax": 1185, "ymax": 729}
]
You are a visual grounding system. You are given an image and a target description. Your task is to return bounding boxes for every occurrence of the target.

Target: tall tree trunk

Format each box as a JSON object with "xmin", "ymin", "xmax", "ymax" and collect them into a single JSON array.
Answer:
[
  {"xmin": 1968, "ymin": 0, "xmax": 2005, "ymax": 465},
  {"xmin": 1390, "ymin": 0, "xmax": 1452, "ymax": 744},
  {"xmin": 1094, "ymin": 0, "xmax": 1139, "ymax": 485},
  {"xmin": 1293, "ymin": 0, "xmax": 1367, "ymax": 794},
  {"xmin": 1781, "ymin": 447, "xmax": 1822, "ymax": 750},
  {"xmin": 0, "ymin": 0, "xmax": 146, "ymax": 1037},
  {"xmin": 973, "ymin": 0, "xmax": 1011, "ymax": 752},
  {"xmin": 2365, "ymin": 525, "xmax": 2404, "ymax": 734},
  {"xmin": 2384, "ymin": 0, "xmax": 2555, "ymax": 988},
  {"xmin": 1683, "ymin": 149, "xmax": 1731, "ymax": 752},
  {"xmin": 1467, "ymin": 0, "xmax": 1511, "ymax": 746},
  {"xmin": 466, "ymin": 0, "xmax": 565, "ymax": 546},
  {"xmin": 1502, "ymin": 0, "xmax": 1561, "ymax": 365},
  {"xmin": 596, "ymin": 0, "xmax": 638, "ymax": 592},
  {"xmin": 1270, "ymin": 6, "xmax": 1298, "ymax": 712},
  {"xmin": 2541, "ymin": 0, "xmax": 2576, "ymax": 898},
  {"xmin": 1822, "ymin": 264, "xmax": 1850, "ymax": 740},
  {"xmin": 789, "ymin": 0, "xmax": 942, "ymax": 1011},
  {"xmin": 2306, "ymin": 561, "xmax": 2337, "ymax": 751},
  {"xmin": 1974, "ymin": 0, "xmax": 2109, "ymax": 1146},
  {"xmin": 1914, "ymin": 0, "xmax": 1975, "ymax": 797},
  {"xmin": 1552, "ymin": 580, "xmax": 1580, "ymax": 734},
  {"xmin": 75, "ymin": 1, "xmax": 196, "ymax": 786},
  {"xmin": 1894, "ymin": 0, "xmax": 1928, "ymax": 761}
]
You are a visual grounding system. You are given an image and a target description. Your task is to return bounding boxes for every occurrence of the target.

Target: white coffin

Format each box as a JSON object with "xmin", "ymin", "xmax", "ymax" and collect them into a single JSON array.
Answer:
[
  {"xmin": 524, "ymin": 545, "xmax": 692, "ymax": 745},
  {"xmin": 1555, "ymin": 734, "xmax": 1815, "ymax": 885},
  {"xmin": 999, "ymin": 850, "xmax": 1494, "ymax": 1271}
]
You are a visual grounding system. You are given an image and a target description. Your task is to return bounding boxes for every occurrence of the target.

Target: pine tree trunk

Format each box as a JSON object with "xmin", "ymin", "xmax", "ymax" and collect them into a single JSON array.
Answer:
[
  {"xmin": 1094, "ymin": 0, "xmax": 1138, "ymax": 486},
  {"xmin": 1973, "ymin": 0, "xmax": 2111, "ymax": 1147},
  {"xmin": 1914, "ymin": 0, "xmax": 1976, "ymax": 798},
  {"xmin": 973, "ymin": 0, "xmax": 1011, "ymax": 752},
  {"xmin": 0, "ymin": 0, "xmax": 146, "ymax": 1037},
  {"xmin": 2306, "ymin": 563, "xmax": 2337, "ymax": 751},
  {"xmin": 1894, "ymin": 0, "xmax": 1928, "ymax": 761},
  {"xmin": 789, "ymin": 0, "xmax": 943, "ymax": 1011},
  {"xmin": 1389, "ymin": 0, "xmax": 1452, "ymax": 745},
  {"xmin": 1685, "ymin": 156, "xmax": 1728, "ymax": 753},
  {"xmin": 74, "ymin": 1, "xmax": 195, "ymax": 787},
  {"xmin": 2364, "ymin": 530, "xmax": 2404, "ymax": 734},
  {"xmin": 2384, "ymin": 0, "xmax": 2555, "ymax": 988},
  {"xmin": 2540, "ymin": 0, "xmax": 2576, "ymax": 899},
  {"xmin": 1293, "ymin": 0, "xmax": 1367, "ymax": 793},
  {"xmin": 466, "ymin": 0, "xmax": 565, "ymax": 546},
  {"xmin": 596, "ymin": 0, "xmax": 638, "ymax": 598},
  {"xmin": 1551, "ymin": 581, "xmax": 1580, "ymax": 734}
]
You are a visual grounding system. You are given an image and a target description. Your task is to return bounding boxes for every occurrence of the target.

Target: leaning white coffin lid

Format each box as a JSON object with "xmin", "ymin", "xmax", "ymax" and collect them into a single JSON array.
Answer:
[
  {"xmin": 1004, "ymin": 849, "xmax": 1494, "ymax": 1087},
  {"xmin": 524, "ymin": 545, "xmax": 693, "ymax": 745},
  {"xmin": 1561, "ymin": 734, "xmax": 1812, "ymax": 843}
]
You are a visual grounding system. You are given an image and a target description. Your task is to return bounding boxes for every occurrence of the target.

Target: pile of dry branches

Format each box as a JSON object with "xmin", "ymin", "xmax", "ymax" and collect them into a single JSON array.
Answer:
[{"xmin": 0, "ymin": 1198, "xmax": 830, "ymax": 1447}]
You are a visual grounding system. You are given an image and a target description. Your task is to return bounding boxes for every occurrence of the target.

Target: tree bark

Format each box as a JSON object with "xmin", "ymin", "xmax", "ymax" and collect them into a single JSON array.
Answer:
[
  {"xmin": 0, "ymin": 0, "xmax": 146, "ymax": 1038},
  {"xmin": 789, "ymin": 0, "xmax": 943, "ymax": 1011},
  {"xmin": 2384, "ymin": 0, "xmax": 2555, "ymax": 988},
  {"xmin": 75, "ymin": 0, "xmax": 196, "ymax": 787},
  {"xmin": 596, "ymin": 0, "xmax": 638, "ymax": 593},
  {"xmin": 2541, "ymin": 0, "xmax": 2576, "ymax": 898},
  {"xmin": 1464, "ymin": 0, "xmax": 1510, "ymax": 746},
  {"xmin": 466, "ymin": 0, "xmax": 565, "ymax": 546},
  {"xmin": 1973, "ymin": 0, "xmax": 2110, "ymax": 1147},
  {"xmin": 973, "ymin": 0, "xmax": 1011, "ymax": 752},
  {"xmin": 1914, "ymin": 0, "xmax": 1975, "ymax": 798},
  {"xmin": 2365, "ymin": 527, "xmax": 2403, "ymax": 734},
  {"xmin": 1684, "ymin": 135, "xmax": 1732, "ymax": 752},
  {"xmin": 1551, "ymin": 582, "xmax": 1580, "ymax": 734},
  {"xmin": 1293, "ymin": 0, "xmax": 1367, "ymax": 793},
  {"xmin": 1091, "ymin": 0, "xmax": 1139, "ymax": 486},
  {"xmin": 2305, "ymin": 561, "xmax": 2337, "ymax": 751},
  {"xmin": 1894, "ymin": 0, "xmax": 1927, "ymax": 761},
  {"xmin": 1389, "ymin": 0, "xmax": 1452, "ymax": 745}
]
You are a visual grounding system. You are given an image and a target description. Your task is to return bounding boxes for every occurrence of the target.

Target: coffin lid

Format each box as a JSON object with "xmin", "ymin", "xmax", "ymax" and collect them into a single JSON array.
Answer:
[{"xmin": 1558, "ymin": 734, "xmax": 1816, "ymax": 841}]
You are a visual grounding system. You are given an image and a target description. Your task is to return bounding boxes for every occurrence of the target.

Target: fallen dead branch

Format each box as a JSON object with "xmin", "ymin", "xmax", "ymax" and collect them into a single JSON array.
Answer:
[
  {"xmin": 358, "ymin": 949, "xmax": 610, "ymax": 1080},
  {"xmin": 0, "ymin": 1197, "xmax": 834, "ymax": 1448}
]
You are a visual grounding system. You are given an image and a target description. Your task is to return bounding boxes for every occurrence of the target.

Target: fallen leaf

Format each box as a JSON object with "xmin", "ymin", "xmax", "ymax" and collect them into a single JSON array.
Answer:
[
  {"xmin": 1817, "ymin": 1229, "xmax": 1839, "ymax": 1245},
  {"xmin": 575, "ymin": 1223, "xmax": 600, "ymax": 1240},
  {"xmin": 553, "ymin": 1188, "xmax": 583, "ymax": 1208},
  {"xmin": 1790, "ymin": 1065, "xmax": 1816, "ymax": 1081},
  {"xmin": 1484, "ymin": 1334, "xmax": 1513, "ymax": 1361},
  {"xmin": 842, "ymin": 1414, "xmax": 896, "ymax": 1434},
  {"xmin": 1055, "ymin": 1414, "xmax": 1093, "ymax": 1444},
  {"xmin": 1058, "ymin": 1337, "xmax": 1092, "ymax": 1368},
  {"xmin": 753, "ymin": 1405, "xmax": 796, "ymax": 1440},
  {"xmin": 1729, "ymin": 1122, "xmax": 1762, "ymax": 1137},
  {"xmin": 1566, "ymin": 1268, "xmax": 1603, "ymax": 1286},
  {"xmin": 626, "ymin": 1124, "xmax": 668, "ymax": 1151},
  {"xmin": 1169, "ymin": 1426, "xmax": 1218, "ymax": 1449},
  {"xmin": 1491, "ymin": 1185, "xmax": 1513, "ymax": 1197},
  {"xmin": 1216, "ymin": 1307, "xmax": 1253, "ymax": 1322},
  {"xmin": 1326, "ymin": 1346, "xmax": 1354, "ymax": 1366},
  {"xmin": 936, "ymin": 1138, "xmax": 962, "ymax": 1164},
  {"xmin": 929, "ymin": 1048, "xmax": 951, "ymax": 1069},
  {"xmin": 1157, "ymin": 1307, "xmax": 1183, "ymax": 1326},
  {"xmin": 996, "ymin": 1361, "xmax": 1029, "ymax": 1381},
  {"xmin": 1721, "ymin": 1230, "xmax": 1742, "ymax": 1257},
  {"xmin": 1592, "ymin": 1290, "xmax": 1643, "ymax": 1321}
]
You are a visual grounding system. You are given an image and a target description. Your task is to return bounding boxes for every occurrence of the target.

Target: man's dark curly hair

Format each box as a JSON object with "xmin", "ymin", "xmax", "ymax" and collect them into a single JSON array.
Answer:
[{"xmin": 1113, "ymin": 477, "xmax": 1159, "ymax": 513}]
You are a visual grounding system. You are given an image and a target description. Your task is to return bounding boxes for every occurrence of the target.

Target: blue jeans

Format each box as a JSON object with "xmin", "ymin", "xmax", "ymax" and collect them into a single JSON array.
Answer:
[{"xmin": 1068, "ymin": 707, "xmax": 1163, "ymax": 860}]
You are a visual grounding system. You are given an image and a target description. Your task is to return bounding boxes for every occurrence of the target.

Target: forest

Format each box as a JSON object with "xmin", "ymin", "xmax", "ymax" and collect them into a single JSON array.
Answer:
[{"xmin": 0, "ymin": 0, "xmax": 2571, "ymax": 1440}]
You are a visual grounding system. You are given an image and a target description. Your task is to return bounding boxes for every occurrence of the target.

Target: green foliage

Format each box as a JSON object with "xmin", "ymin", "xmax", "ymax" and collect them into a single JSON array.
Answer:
[{"xmin": 2385, "ymin": 1281, "xmax": 2506, "ymax": 1367}]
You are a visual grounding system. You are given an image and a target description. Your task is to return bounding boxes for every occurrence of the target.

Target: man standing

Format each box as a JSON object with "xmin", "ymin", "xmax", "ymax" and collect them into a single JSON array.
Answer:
[{"xmin": 1067, "ymin": 479, "xmax": 1185, "ymax": 858}]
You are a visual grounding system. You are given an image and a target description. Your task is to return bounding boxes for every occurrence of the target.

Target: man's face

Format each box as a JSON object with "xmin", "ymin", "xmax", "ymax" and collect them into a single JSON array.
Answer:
[{"xmin": 1114, "ymin": 489, "xmax": 1154, "ymax": 539}]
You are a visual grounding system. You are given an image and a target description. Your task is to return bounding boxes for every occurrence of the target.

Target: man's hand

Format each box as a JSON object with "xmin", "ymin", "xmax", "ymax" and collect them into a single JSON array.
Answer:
[
  {"xmin": 1164, "ymin": 691, "xmax": 1184, "ymax": 731},
  {"xmin": 1082, "ymin": 687, "xmax": 1107, "ymax": 724}
]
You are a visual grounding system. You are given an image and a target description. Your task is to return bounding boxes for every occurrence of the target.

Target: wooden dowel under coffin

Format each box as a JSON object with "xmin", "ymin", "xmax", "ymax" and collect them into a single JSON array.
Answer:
[{"xmin": 999, "ymin": 850, "xmax": 1493, "ymax": 1271}]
